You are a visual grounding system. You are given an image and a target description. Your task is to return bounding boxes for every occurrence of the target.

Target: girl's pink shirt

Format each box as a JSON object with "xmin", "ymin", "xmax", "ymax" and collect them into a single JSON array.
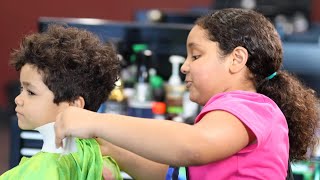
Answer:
[{"xmin": 189, "ymin": 90, "xmax": 289, "ymax": 180}]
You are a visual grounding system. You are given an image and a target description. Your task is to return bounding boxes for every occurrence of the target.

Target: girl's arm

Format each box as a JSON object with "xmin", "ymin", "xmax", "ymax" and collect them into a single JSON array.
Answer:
[
  {"xmin": 98, "ymin": 138, "xmax": 168, "ymax": 180},
  {"xmin": 55, "ymin": 107, "xmax": 253, "ymax": 166}
]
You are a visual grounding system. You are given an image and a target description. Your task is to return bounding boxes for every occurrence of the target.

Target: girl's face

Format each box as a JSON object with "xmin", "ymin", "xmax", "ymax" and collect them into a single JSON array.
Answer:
[
  {"xmin": 181, "ymin": 25, "xmax": 233, "ymax": 105},
  {"xmin": 15, "ymin": 64, "xmax": 69, "ymax": 130}
]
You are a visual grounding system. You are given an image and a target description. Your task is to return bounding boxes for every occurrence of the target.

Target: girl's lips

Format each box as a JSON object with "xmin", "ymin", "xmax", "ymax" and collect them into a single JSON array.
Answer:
[{"xmin": 186, "ymin": 81, "xmax": 192, "ymax": 88}]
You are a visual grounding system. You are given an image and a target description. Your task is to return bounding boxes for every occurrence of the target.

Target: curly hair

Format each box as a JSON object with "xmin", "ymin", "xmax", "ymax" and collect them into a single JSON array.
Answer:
[
  {"xmin": 196, "ymin": 8, "xmax": 319, "ymax": 160},
  {"xmin": 11, "ymin": 24, "xmax": 121, "ymax": 111}
]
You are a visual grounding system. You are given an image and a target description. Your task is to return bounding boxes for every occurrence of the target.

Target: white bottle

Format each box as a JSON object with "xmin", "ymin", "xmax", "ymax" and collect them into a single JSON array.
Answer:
[
  {"xmin": 165, "ymin": 55, "xmax": 186, "ymax": 121},
  {"xmin": 168, "ymin": 55, "xmax": 184, "ymax": 85}
]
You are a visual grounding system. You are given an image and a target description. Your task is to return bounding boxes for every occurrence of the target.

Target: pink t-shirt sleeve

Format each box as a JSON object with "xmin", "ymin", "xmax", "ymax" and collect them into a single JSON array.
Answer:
[{"xmin": 194, "ymin": 93, "xmax": 278, "ymax": 153}]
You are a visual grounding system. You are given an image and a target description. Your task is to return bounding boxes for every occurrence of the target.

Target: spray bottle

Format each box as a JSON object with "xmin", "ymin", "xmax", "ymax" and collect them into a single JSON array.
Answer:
[{"xmin": 165, "ymin": 55, "xmax": 186, "ymax": 122}]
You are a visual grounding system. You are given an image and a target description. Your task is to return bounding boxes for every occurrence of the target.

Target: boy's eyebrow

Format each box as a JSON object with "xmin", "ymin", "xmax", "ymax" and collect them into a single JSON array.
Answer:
[{"xmin": 21, "ymin": 81, "xmax": 37, "ymax": 89}]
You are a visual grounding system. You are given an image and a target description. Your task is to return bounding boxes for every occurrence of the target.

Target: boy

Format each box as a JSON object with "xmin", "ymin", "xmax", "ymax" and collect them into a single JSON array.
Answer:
[{"xmin": 1, "ymin": 25, "xmax": 122, "ymax": 180}]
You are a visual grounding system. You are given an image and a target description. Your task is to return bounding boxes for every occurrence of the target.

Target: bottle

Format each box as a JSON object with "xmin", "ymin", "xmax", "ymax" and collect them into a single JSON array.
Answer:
[
  {"xmin": 165, "ymin": 55, "xmax": 186, "ymax": 122},
  {"xmin": 152, "ymin": 102, "xmax": 166, "ymax": 120},
  {"xmin": 133, "ymin": 44, "xmax": 152, "ymax": 102},
  {"xmin": 149, "ymin": 68, "xmax": 165, "ymax": 102},
  {"xmin": 182, "ymin": 91, "xmax": 199, "ymax": 124},
  {"xmin": 127, "ymin": 44, "xmax": 153, "ymax": 118},
  {"xmin": 104, "ymin": 78, "xmax": 127, "ymax": 115}
]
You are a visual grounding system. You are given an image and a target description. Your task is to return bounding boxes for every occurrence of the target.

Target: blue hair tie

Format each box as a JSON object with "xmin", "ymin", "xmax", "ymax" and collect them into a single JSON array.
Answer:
[{"xmin": 266, "ymin": 72, "xmax": 277, "ymax": 80}]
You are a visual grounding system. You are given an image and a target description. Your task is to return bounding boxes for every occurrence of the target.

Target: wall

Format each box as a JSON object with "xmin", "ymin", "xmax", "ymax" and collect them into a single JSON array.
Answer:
[
  {"xmin": 312, "ymin": 0, "xmax": 320, "ymax": 21},
  {"xmin": 0, "ymin": 0, "xmax": 319, "ymax": 108}
]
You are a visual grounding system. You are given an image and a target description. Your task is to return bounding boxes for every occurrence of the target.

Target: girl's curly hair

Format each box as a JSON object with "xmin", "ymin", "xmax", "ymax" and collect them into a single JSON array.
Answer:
[{"xmin": 196, "ymin": 8, "xmax": 319, "ymax": 160}]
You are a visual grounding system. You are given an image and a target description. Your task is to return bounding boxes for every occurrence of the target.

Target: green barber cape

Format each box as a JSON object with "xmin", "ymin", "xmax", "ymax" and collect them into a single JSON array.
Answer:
[{"xmin": 0, "ymin": 138, "xmax": 122, "ymax": 180}]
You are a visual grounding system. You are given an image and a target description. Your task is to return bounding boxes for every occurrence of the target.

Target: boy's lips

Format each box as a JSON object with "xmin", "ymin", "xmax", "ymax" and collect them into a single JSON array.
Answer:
[{"xmin": 15, "ymin": 109, "xmax": 23, "ymax": 116}]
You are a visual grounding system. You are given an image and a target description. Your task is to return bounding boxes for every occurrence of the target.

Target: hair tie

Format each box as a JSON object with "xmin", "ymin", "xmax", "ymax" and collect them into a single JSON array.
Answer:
[{"xmin": 266, "ymin": 72, "xmax": 277, "ymax": 80}]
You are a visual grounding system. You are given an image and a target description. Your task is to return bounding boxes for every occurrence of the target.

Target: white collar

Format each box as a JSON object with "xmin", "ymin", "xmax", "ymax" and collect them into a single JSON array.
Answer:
[{"xmin": 35, "ymin": 122, "xmax": 77, "ymax": 154}]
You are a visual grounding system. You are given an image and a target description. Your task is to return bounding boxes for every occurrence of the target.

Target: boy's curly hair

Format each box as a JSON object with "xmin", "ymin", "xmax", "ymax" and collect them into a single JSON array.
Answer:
[{"xmin": 11, "ymin": 24, "xmax": 121, "ymax": 111}]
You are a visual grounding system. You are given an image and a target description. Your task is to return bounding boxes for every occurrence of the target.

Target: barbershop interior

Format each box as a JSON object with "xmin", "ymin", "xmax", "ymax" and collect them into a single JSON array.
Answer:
[{"xmin": 0, "ymin": 0, "xmax": 320, "ymax": 179}]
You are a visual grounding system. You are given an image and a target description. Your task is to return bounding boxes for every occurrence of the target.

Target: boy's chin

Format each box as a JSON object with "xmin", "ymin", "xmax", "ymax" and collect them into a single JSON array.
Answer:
[
  {"xmin": 17, "ymin": 121, "xmax": 34, "ymax": 130},
  {"xmin": 18, "ymin": 125, "xmax": 32, "ymax": 130}
]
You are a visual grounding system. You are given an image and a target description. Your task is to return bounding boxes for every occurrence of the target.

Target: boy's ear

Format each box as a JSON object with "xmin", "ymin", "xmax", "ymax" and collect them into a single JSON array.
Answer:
[
  {"xmin": 229, "ymin": 46, "xmax": 249, "ymax": 74},
  {"xmin": 70, "ymin": 96, "xmax": 85, "ymax": 108}
]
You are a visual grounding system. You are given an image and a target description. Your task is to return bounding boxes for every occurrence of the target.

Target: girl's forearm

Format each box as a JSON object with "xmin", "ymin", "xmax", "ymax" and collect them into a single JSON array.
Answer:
[
  {"xmin": 94, "ymin": 113, "xmax": 204, "ymax": 166},
  {"xmin": 106, "ymin": 142, "xmax": 168, "ymax": 180}
]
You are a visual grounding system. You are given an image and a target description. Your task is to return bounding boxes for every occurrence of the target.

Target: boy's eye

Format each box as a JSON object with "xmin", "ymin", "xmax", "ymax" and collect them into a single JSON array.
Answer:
[{"xmin": 19, "ymin": 86, "xmax": 35, "ymax": 95}]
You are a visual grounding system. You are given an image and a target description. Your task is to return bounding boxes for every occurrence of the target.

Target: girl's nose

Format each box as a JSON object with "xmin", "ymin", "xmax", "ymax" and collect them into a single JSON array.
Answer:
[
  {"xmin": 180, "ymin": 59, "xmax": 189, "ymax": 74},
  {"xmin": 15, "ymin": 94, "xmax": 23, "ymax": 106}
]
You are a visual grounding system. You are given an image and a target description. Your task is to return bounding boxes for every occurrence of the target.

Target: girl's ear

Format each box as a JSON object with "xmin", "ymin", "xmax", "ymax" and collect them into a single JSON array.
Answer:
[
  {"xmin": 229, "ymin": 46, "xmax": 249, "ymax": 74},
  {"xmin": 70, "ymin": 96, "xmax": 85, "ymax": 109}
]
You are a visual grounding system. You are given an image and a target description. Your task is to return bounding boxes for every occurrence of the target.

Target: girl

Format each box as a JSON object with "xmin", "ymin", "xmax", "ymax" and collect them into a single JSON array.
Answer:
[{"xmin": 55, "ymin": 8, "xmax": 319, "ymax": 179}]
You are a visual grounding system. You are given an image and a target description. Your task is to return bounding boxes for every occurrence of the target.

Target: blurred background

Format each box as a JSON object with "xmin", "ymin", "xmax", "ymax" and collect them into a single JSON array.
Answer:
[{"xmin": 1, "ymin": 0, "xmax": 320, "ymax": 179}]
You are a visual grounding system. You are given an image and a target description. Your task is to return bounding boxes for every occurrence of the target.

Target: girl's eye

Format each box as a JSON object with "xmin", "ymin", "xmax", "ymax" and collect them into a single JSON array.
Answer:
[
  {"xmin": 192, "ymin": 55, "xmax": 200, "ymax": 60},
  {"xmin": 27, "ymin": 90, "xmax": 35, "ymax": 96}
]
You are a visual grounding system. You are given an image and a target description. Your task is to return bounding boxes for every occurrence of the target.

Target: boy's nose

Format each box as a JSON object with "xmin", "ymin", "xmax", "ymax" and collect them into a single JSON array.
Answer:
[{"xmin": 15, "ymin": 94, "xmax": 23, "ymax": 106}]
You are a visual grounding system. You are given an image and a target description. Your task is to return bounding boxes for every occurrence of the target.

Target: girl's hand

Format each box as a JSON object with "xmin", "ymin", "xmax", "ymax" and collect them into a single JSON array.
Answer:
[
  {"xmin": 96, "ymin": 137, "xmax": 113, "ymax": 156},
  {"xmin": 54, "ymin": 106, "xmax": 99, "ymax": 148},
  {"xmin": 102, "ymin": 165, "xmax": 116, "ymax": 180}
]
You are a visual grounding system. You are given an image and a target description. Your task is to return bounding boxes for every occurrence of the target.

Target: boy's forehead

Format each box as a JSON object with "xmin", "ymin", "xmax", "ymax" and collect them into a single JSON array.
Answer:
[
  {"xmin": 21, "ymin": 63, "xmax": 45, "ymax": 77},
  {"xmin": 20, "ymin": 64, "xmax": 46, "ymax": 86}
]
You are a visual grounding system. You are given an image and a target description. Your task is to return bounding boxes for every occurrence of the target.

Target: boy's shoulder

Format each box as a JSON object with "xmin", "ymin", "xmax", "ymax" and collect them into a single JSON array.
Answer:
[
  {"xmin": 0, "ymin": 152, "xmax": 72, "ymax": 179},
  {"xmin": 0, "ymin": 139, "xmax": 102, "ymax": 180}
]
